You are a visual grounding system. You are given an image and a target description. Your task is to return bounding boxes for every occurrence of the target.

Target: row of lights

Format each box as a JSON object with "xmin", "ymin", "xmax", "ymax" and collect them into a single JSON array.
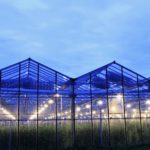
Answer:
[
  {"xmin": 29, "ymin": 99, "xmax": 54, "ymax": 120},
  {"xmin": 1, "ymin": 94, "xmax": 150, "ymax": 120},
  {"xmin": 29, "ymin": 94, "xmax": 61, "ymax": 120},
  {"xmin": 30, "ymin": 97, "xmax": 150, "ymax": 120},
  {"xmin": 0, "ymin": 107, "xmax": 16, "ymax": 120}
]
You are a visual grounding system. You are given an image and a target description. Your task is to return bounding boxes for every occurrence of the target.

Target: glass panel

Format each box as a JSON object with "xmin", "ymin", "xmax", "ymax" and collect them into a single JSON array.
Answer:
[
  {"xmin": 92, "ymin": 68, "xmax": 109, "ymax": 147},
  {"xmin": 138, "ymin": 76, "xmax": 150, "ymax": 144},
  {"xmin": 107, "ymin": 64, "xmax": 126, "ymax": 146},
  {"xmin": 123, "ymin": 68, "xmax": 141, "ymax": 145}
]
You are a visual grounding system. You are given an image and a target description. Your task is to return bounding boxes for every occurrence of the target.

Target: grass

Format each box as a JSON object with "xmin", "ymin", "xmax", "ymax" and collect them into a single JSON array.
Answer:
[
  {"xmin": 0, "ymin": 119, "xmax": 150, "ymax": 150},
  {"xmin": 84, "ymin": 145, "xmax": 150, "ymax": 150}
]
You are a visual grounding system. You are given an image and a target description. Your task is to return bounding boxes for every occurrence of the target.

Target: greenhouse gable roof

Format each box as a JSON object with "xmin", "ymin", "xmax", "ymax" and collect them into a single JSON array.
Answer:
[{"xmin": 0, "ymin": 58, "xmax": 147, "ymax": 80}]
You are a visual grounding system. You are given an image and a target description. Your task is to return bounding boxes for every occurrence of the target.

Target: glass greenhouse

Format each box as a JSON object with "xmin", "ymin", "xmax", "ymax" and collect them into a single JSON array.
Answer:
[{"xmin": 0, "ymin": 58, "xmax": 150, "ymax": 150}]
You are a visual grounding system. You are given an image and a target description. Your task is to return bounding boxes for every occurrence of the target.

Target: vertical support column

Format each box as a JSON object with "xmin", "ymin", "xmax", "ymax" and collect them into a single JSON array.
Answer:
[
  {"xmin": 36, "ymin": 64, "xmax": 40, "ymax": 150},
  {"xmin": 71, "ymin": 79, "xmax": 76, "ymax": 150},
  {"xmin": 106, "ymin": 65, "xmax": 111, "ymax": 146},
  {"xmin": 55, "ymin": 72, "xmax": 58, "ymax": 150},
  {"xmin": 18, "ymin": 63, "xmax": 21, "ymax": 150},
  {"xmin": 149, "ymin": 80, "xmax": 150, "ymax": 92},
  {"xmin": 0, "ymin": 70, "xmax": 1, "ymax": 101},
  {"xmin": 137, "ymin": 75, "xmax": 143, "ymax": 144},
  {"xmin": 0, "ymin": 71, "xmax": 1, "ymax": 105},
  {"xmin": 0, "ymin": 70, "xmax": 1, "ymax": 149},
  {"xmin": 90, "ymin": 73, "xmax": 94, "ymax": 145},
  {"xmin": 121, "ymin": 67, "xmax": 127, "ymax": 145}
]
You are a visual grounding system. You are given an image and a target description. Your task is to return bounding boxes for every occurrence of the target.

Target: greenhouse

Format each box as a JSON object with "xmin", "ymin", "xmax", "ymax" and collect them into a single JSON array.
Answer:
[{"xmin": 0, "ymin": 58, "xmax": 150, "ymax": 150}]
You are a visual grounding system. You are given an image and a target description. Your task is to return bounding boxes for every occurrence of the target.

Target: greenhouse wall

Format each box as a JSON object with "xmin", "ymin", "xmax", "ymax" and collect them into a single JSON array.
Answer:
[{"xmin": 0, "ymin": 58, "xmax": 150, "ymax": 150}]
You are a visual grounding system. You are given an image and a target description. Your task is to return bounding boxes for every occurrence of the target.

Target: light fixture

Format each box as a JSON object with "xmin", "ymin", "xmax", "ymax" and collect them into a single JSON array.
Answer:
[
  {"xmin": 65, "ymin": 111, "xmax": 68, "ymax": 114},
  {"xmin": 54, "ymin": 94, "xmax": 60, "ymax": 98},
  {"xmin": 79, "ymin": 113, "xmax": 83, "ymax": 116},
  {"xmin": 101, "ymin": 109, "xmax": 104, "ymax": 113},
  {"xmin": 44, "ymin": 104, "xmax": 48, "ymax": 108},
  {"xmin": 48, "ymin": 99, "xmax": 54, "ymax": 104},
  {"xmin": 85, "ymin": 104, "xmax": 90, "ymax": 109},
  {"xmin": 76, "ymin": 107, "xmax": 81, "ymax": 112},
  {"xmin": 92, "ymin": 111, "xmax": 96, "ymax": 115},
  {"xmin": 126, "ymin": 104, "xmax": 131, "ymax": 108},
  {"xmin": 146, "ymin": 100, "xmax": 150, "ymax": 105},
  {"xmin": 97, "ymin": 100, "xmax": 103, "ymax": 106}
]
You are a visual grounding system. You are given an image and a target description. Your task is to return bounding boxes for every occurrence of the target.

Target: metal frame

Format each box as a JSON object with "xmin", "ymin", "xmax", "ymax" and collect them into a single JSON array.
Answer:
[{"xmin": 0, "ymin": 58, "xmax": 149, "ymax": 150}]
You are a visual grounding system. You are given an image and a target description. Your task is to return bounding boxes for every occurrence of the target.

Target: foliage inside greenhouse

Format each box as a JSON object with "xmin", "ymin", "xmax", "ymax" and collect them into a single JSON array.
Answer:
[{"xmin": 0, "ymin": 58, "xmax": 150, "ymax": 150}]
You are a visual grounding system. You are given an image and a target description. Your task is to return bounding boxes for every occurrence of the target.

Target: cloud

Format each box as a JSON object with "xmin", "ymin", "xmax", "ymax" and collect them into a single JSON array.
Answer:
[
  {"xmin": 0, "ymin": 29, "xmax": 26, "ymax": 41},
  {"xmin": 0, "ymin": 0, "xmax": 150, "ymax": 77},
  {"xmin": 0, "ymin": 0, "xmax": 49, "ymax": 12}
]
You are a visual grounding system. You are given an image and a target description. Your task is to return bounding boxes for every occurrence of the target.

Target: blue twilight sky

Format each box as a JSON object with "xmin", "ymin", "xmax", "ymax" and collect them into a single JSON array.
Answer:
[{"xmin": 0, "ymin": 0, "xmax": 150, "ymax": 78}]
